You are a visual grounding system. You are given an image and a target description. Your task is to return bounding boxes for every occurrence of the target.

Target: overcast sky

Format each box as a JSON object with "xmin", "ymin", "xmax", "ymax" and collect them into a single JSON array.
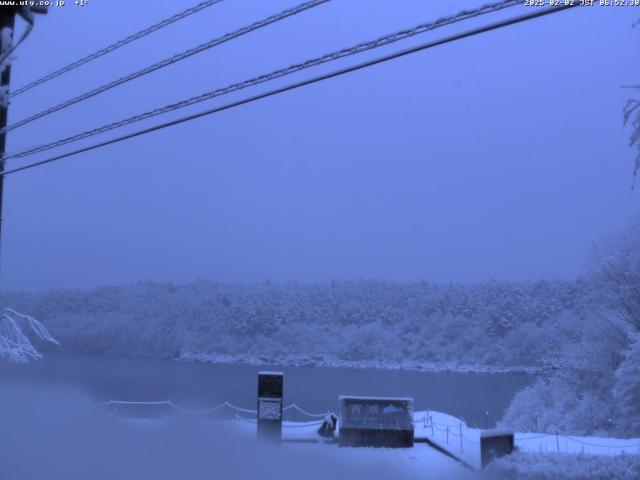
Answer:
[{"xmin": 0, "ymin": 0, "xmax": 638, "ymax": 290}]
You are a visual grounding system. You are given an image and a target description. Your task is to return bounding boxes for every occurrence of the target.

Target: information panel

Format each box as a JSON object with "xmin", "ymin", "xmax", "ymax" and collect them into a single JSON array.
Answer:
[{"xmin": 339, "ymin": 396, "xmax": 414, "ymax": 448}]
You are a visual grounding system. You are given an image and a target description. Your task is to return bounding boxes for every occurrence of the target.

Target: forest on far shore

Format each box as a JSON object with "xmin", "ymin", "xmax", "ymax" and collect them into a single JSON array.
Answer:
[{"xmin": 0, "ymin": 277, "xmax": 602, "ymax": 372}]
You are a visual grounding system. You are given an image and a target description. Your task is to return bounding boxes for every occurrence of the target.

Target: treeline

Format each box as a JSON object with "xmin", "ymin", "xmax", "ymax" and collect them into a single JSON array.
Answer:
[{"xmin": 0, "ymin": 278, "xmax": 602, "ymax": 371}]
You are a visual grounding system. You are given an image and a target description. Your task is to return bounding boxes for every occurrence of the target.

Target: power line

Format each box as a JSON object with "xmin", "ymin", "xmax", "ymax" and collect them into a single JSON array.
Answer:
[
  {"xmin": 4, "ymin": 0, "xmax": 522, "ymax": 161},
  {"xmin": 10, "ymin": 0, "xmax": 225, "ymax": 98},
  {"xmin": 0, "ymin": 3, "xmax": 579, "ymax": 178},
  {"xmin": 0, "ymin": 0, "xmax": 329, "ymax": 135}
]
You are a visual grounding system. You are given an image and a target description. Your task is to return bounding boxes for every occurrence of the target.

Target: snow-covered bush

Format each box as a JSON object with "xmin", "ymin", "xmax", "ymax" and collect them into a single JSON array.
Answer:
[
  {"xmin": 483, "ymin": 452, "xmax": 640, "ymax": 480},
  {"xmin": 499, "ymin": 308, "xmax": 630, "ymax": 435},
  {"xmin": 502, "ymin": 217, "xmax": 640, "ymax": 436},
  {"xmin": 0, "ymin": 308, "xmax": 59, "ymax": 363}
]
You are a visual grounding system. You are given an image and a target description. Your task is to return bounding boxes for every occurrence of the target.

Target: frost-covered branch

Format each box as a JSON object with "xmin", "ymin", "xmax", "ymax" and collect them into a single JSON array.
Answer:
[
  {"xmin": 0, "ymin": 308, "xmax": 59, "ymax": 363},
  {"xmin": 626, "ymin": 22, "xmax": 640, "ymax": 188},
  {"xmin": 624, "ymin": 98, "xmax": 640, "ymax": 188}
]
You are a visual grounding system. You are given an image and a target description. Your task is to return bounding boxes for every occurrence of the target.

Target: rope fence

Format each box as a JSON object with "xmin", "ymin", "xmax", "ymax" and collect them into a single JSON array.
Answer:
[
  {"xmin": 417, "ymin": 416, "xmax": 640, "ymax": 455},
  {"xmin": 282, "ymin": 403, "xmax": 329, "ymax": 418},
  {"xmin": 234, "ymin": 413, "xmax": 324, "ymax": 429},
  {"xmin": 96, "ymin": 399, "xmax": 331, "ymax": 419},
  {"xmin": 560, "ymin": 435, "xmax": 640, "ymax": 450}
]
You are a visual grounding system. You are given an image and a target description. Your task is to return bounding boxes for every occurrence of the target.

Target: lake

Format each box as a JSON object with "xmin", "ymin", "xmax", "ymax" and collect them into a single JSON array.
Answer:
[{"xmin": 0, "ymin": 353, "xmax": 533, "ymax": 427}]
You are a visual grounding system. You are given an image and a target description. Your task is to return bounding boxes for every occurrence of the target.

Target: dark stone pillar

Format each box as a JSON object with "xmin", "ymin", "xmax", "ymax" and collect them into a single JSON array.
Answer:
[{"xmin": 257, "ymin": 371, "xmax": 283, "ymax": 442}]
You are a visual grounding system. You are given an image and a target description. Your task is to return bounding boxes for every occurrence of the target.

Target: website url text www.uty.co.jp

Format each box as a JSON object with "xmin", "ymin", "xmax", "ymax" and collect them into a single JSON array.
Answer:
[{"xmin": 0, "ymin": 1, "xmax": 67, "ymax": 7}]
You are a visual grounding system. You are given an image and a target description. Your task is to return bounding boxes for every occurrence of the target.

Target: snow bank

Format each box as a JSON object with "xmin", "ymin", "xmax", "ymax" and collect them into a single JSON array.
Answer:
[{"xmin": 482, "ymin": 452, "xmax": 640, "ymax": 480}]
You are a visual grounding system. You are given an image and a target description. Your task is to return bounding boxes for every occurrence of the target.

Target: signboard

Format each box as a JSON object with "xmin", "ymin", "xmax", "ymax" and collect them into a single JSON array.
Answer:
[
  {"xmin": 257, "ymin": 371, "xmax": 283, "ymax": 442},
  {"xmin": 480, "ymin": 430, "xmax": 514, "ymax": 468},
  {"xmin": 339, "ymin": 396, "xmax": 414, "ymax": 448}
]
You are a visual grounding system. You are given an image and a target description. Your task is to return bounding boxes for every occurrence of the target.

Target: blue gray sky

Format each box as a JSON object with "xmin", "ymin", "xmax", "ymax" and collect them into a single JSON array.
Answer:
[{"xmin": 1, "ymin": 0, "xmax": 638, "ymax": 290}]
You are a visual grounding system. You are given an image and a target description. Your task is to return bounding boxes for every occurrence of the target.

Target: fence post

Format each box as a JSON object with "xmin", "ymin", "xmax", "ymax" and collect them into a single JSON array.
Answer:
[
  {"xmin": 430, "ymin": 416, "xmax": 434, "ymax": 437},
  {"xmin": 446, "ymin": 426, "xmax": 449, "ymax": 445},
  {"xmin": 555, "ymin": 431, "xmax": 560, "ymax": 453},
  {"xmin": 459, "ymin": 422, "xmax": 463, "ymax": 452}
]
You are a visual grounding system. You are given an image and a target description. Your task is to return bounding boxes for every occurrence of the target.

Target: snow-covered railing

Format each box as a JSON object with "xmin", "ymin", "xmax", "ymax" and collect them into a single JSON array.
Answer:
[
  {"xmin": 516, "ymin": 432, "xmax": 640, "ymax": 455},
  {"xmin": 0, "ymin": 308, "xmax": 59, "ymax": 363},
  {"xmin": 414, "ymin": 410, "xmax": 640, "ymax": 467}
]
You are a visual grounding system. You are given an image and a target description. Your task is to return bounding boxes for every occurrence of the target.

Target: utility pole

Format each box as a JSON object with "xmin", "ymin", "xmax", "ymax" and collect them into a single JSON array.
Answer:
[
  {"xmin": 0, "ymin": 6, "xmax": 46, "ymax": 278},
  {"xmin": 0, "ymin": 7, "xmax": 16, "ymax": 257}
]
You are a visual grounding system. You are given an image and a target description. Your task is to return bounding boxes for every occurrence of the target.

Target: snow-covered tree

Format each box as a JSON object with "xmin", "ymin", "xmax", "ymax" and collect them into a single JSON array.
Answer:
[
  {"xmin": 0, "ymin": 308, "xmax": 59, "ymax": 363},
  {"xmin": 612, "ymin": 336, "xmax": 640, "ymax": 436},
  {"xmin": 590, "ymin": 216, "xmax": 640, "ymax": 333}
]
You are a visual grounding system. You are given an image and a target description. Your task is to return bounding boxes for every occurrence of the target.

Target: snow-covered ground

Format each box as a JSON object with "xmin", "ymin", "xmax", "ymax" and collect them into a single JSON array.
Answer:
[
  {"xmin": 484, "ymin": 452, "xmax": 640, "ymax": 480},
  {"xmin": 232, "ymin": 418, "xmax": 473, "ymax": 480},
  {"xmin": 221, "ymin": 408, "xmax": 640, "ymax": 475},
  {"xmin": 107, "ymin": 401, "xmax": 640, "ymax": 471},
  {"xmin": 120, "ymin": 413, "xmax": 475, "ymax": 480},
  {"xmin": 412, "ymin": 410, "xmax": 640, "ymax": 470}
]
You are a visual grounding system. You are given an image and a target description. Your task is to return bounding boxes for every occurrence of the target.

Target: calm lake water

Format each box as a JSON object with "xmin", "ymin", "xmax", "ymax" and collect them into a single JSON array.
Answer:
[{"xmin": 0, "ymin": 353, "xmax": 533, "ymax": 427}]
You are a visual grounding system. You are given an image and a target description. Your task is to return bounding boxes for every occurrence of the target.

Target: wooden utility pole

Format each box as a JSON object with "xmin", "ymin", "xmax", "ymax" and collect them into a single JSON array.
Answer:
[
  {"xmin": 0, "ymin": 6, "xmax": 46, "ymax": 274},
  {"xmin": 0, "ymin": 7, "xmax": 16, "ymax": 255}
]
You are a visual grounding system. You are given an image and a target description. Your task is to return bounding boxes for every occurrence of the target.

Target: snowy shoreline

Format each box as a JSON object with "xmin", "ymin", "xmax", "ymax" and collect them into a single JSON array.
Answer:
[{"xmin": 178, "ymin": 352, "xmax": 538, "ymax": 375}]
